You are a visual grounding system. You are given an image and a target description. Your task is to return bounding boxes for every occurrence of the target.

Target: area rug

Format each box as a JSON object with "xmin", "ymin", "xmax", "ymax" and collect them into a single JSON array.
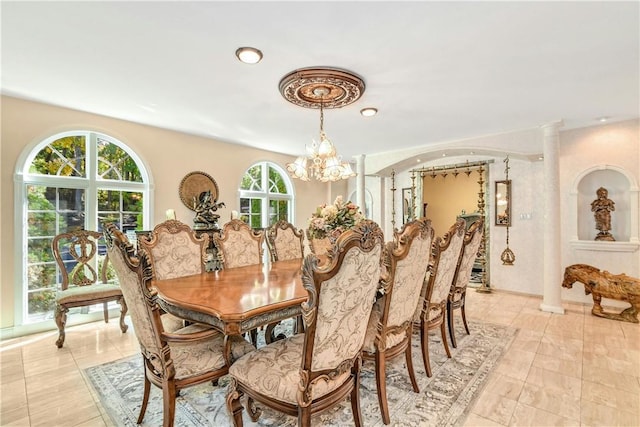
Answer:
[{"xmin": 85, "ymin": 320, "xmax": 516, "ymax": 427}]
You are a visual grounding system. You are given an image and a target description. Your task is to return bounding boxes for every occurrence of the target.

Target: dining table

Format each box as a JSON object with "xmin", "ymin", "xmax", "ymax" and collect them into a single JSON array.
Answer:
[{"xmin": 152, "ymin": 258, "xmax": 308, "ymax": 364}]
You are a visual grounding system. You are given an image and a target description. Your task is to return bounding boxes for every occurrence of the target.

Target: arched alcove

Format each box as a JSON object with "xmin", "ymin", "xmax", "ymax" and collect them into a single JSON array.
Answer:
[{"xmin": 570, "ymin": 165, "xmax": 639, "ymax": 250}]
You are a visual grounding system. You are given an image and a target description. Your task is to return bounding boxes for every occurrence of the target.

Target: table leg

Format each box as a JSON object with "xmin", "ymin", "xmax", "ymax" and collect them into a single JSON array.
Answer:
[{"xmin": 223, "ymin": 334, "xmax": 233, "ymax": 366}]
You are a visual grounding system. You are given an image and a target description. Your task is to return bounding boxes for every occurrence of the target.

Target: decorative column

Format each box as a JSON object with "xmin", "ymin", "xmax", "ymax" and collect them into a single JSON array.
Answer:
[
  {"xmin": 356, "ymin": 154, "xmax": 366, "ymax": 215},
  {"xmin": 540, "ymin": 121, "xmax": 565, "ymax": 314}
]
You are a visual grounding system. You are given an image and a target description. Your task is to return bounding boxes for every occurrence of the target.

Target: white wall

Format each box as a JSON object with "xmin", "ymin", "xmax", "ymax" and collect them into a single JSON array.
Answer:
[{"xmin": 365, "ymin": 120, "xmax": 639, "ymax": 303}]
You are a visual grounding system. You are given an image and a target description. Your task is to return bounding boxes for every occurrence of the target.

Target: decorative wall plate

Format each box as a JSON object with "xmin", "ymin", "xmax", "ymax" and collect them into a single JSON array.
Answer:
[{"xmin": 179, "ymin": 171, "xmax": 219, "ymax": 211}]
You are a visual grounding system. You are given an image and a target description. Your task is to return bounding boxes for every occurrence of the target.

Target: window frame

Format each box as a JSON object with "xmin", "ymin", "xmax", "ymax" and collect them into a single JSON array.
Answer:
[
  {"xmin": 14, "ymin": 130, "xmax": 153, "ymax": 326},
  {"xmin": 238, "ymin": 162, "xmax": 295, "ymax": 229}
]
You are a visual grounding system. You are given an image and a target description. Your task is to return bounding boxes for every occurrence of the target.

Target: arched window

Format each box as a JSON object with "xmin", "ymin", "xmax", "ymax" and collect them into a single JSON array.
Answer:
[
  {"xmin": 238, "ymin": 162, "xmax": 294, "ymax": 228},
  {"xmin": 15, "ymin": 131, "xmax": 150, "ymax": 324}
]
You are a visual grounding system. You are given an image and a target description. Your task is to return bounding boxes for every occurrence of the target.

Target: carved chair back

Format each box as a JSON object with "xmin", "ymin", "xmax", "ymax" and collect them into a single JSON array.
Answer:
[
  {"xmin": 104, "ymin": 223, "xmax": 165, "ymax": 359},
  {"xmin": 137, "ymin": 219, "xmax": 208, "ymax": 280},
  {"xmin": 266, "ymin": 220, "xmax": 304, "ymax": 262},
  {"xmin": 384, "ymin": 218, "xmax": 435, "ymax": 332},
  {"xmin": 451, "ymin": 218, "xmax": 484, "ymax": 297},
  {"xmin": 301, "ymin": 219, "xmax": 384, "ymax": 374},
  {"xmin": 214, "ymin": 219, "xmax": 264, "ymax": 268},
  {"xmin": 52, "ymin": 228, "xmax": 128, "ymax": 347},
  {"xmin": 424, "ymin": 219, "xmax": 466, "ymax": 320}
]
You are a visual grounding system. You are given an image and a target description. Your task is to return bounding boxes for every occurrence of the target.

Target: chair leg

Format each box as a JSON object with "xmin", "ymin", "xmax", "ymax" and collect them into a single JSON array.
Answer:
[
  {"xmin": 461, "ymin": 300, "xmax": 470, "ymax": 335},
  {"xmin": 404, "ymin": 332, "xmax": 419, "ymax": 393},
  {"xmin": 298, "ymin": 406, "xmax": 312, "ymax": 427},
  {"xmin": 374, "ymin": 350, "xmax": 390, "ymax": 424},
  {"xmin": 137, "ymin": 371, "xmax": 151, "ymax": 424},
  {"xmin": 226, "ymin": 380, "xmax": 245, "ymax": 427},
  {"xmin": 440, "ymin": 319, "xmax": 451, "ymax": 358},
  {"xmin": 162, "ymin": 381, "xmax": 177, "ymax": 427},
  {"xmin": 103, "ymin": 301, "xmax": 109, "ymax": 323},
  {"xmin": 350, "ymin": 360, "xmax": 364, "ymax": 427},
  {"xmin": 448, "ymin": 302, "xmax": 457, "ymax": 348},
  {"xmin": 420, "ymin": 319, "xmax": 432, "ymax": 377},
  {"xmin": 118, "ymin": 297, "xmax": 129, "ymax": 333},
  {"xmin": 55, "ymin": 305, "xmax": 68, "ymax": 348}
]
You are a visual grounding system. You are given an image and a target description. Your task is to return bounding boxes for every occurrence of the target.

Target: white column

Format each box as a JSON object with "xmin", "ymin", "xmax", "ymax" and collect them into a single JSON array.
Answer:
[
  {"xmin": 356, "ymin": 155, "xmax": 366, "ymax": 215},
  {"xmin": 540, "ymin": 121, "xmax": 565, "ymax": 314}
]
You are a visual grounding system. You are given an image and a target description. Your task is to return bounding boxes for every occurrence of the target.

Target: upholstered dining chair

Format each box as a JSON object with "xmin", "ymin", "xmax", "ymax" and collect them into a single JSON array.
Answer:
[
  {"xmin": 104, "ymin": 223, "xmax": 255, "ymax": 427},
  {"xmin": 447, "ymin": 218, "xmax": 484, "ymax": 348},
  {"xmin": 137, "ymin": 219, "xmax": 209, "ymax": 332},
  {"xmin": 415, "ymin": 218, "xmax": 466, "ymax": 377},
  {"xmin": 52, "ymin": 229, "xmax": 128, "ymax": 348},
  {"xmin": 266, "ymin": 220, "xmax": 305, "ymax": 262},
  {"xmin": 305, "ymin": 229, "xmax": 332, "ymax": 256},
  {"xmin": 138, "ymin": 219, "xmax": 209, "ymax": 279},
  {"xmin": 226, "ymin": 220, "xmax": 385, "ymax": 427},
  {"xmin": 214, "ymin": 219, "xmax": 265, "ymax": 344},
  {"xmin": 265, "ymin": 220, "xmax": 305, "ymax": 342},
  {"xmin": 213, "ymin": 219, "xmax": 264, "ymax": 269},
  {"xmin": 362, "ymin": 218, "xmax": 434, "ymax": 424}
]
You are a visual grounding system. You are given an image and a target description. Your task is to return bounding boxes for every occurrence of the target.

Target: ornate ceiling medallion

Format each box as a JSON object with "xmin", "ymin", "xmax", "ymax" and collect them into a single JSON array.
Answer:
[{"xmin": 279, "ymin": 67, "xmax": 366, "ymax": 109}]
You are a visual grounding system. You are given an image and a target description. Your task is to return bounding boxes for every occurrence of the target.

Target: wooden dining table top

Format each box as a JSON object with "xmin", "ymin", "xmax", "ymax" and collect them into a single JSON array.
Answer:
[{"xmin": 152, "ymin": 258, "xmax": 308, "ymax": 334}]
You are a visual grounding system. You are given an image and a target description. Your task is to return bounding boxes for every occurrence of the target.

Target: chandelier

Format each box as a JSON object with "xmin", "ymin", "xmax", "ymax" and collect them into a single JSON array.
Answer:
[{"xmin": 279, "ymin": 67, "xmax": 365, "ymax": 182}]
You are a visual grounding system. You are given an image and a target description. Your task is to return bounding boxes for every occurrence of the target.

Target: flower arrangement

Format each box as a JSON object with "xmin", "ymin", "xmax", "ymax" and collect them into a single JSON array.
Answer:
[{"xmin": 308, "ymin": 196, "xmax": 364, "ymax": 240}]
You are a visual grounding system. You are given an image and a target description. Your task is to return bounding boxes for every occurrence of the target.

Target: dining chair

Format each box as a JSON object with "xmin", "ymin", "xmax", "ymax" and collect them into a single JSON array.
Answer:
[
  {"xmin": 362, "ymin": 218, "xmax": 434, "ymax": 424},
  {"xmin": 137, "ymin": 219, "xmax": 209, "ymax": 279},
  {"xmin": 214, "ymin": 219, "xmax": 265, "ymax": 344},
  {"xmin": 52, "ymin": 229, "xmax": 128, "ymax": 348},
  {"xmin": 214, "ymin": 219, "xmax": 264, "ymax": 269},
  {"xmin": 137, "ymin": 219, "xmax": 209, "ymax": 332},
  {"xmin": 266, "ymin": 220, "xmax": 304, "ymax": 262},
  {"xmin": 305, "ymin": 228, "xmax": 332, "ymax": 256},
  {"xmin": 226, "ymin": 220, "xmax": 385, "ymax": 427},
  {"xmin": 447, "ymin": 218, "xmax": 484, "ymax": 348},
  {"xmin": 415, "ymin": 218, "xmax": 466, "ymax": 377},
  {"xmin": 103, "ymin": 223, "xmax": 255, "ymax": 427},
  {"xmin": 265, "ymin": 220, "xmax": 305, "ymax": 342}
]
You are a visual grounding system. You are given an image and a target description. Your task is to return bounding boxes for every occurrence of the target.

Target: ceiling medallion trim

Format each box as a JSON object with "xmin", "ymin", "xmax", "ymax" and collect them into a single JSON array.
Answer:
[{"xmin": 279, "ymin": 67, "xmax": 366, "ymax": 109}]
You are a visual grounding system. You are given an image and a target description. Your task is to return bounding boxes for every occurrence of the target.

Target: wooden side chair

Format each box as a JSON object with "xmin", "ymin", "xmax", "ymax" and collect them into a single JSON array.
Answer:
[
  {"xmin": 226, "ymin": 220, "xmax": 385, "ymax": 427},
  {"xmin": 104, "ymin": 223, "xmax": 254, "ymax": 427},
  {"xmin": 53, "ymin": 229, "xmax": 128, "ymax": 348},
  {"xmin": 266, "ymin": 220, "xmax": 304, "ymax": 262},
  {"xmin": 214, "ymin": 219, "xmax": 264, "ymax": 269},
  {"xmin": 362, "ymin": 218, "xmax": 434, "ymax": 424},
  {"xmin": 305, "ymin": 228, "xmax": 332, "ymax": 256},
  {"xmin": 447, "ymin": 218, "xmax": 484, "ymax": 347},
  {"xmin": 137, "ymin": 219, "xmax": 210, "ymax": 332},
  {"xmin": 415, "ymin": 218, "xmax": 466, "ymax": 377}
]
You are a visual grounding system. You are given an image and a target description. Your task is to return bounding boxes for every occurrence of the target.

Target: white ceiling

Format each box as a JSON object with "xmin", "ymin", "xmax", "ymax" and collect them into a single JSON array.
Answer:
[{"xmin": 2, "ymin": 1, "xmax": 638, "ymax": 161}]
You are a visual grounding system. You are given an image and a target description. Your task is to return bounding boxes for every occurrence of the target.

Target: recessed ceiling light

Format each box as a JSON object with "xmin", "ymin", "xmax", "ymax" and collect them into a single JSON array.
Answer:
[
  {"xmin": 416, "ymin": 158, "xmax": 421, "ymax": 163},
  {"xmin": 235, "ymin": 47, "xmax": 263, "ymax": 64},
  {"xmin": 442, "ymin": 153, "xmax": 447, "ymax": 157},
  {"xmin": 360, "ymin": 107, "xmax": 378, "ymax": 117},
  {"xmin": 598, "ymin": 116, "xmax": 609, "ymax": 122}
]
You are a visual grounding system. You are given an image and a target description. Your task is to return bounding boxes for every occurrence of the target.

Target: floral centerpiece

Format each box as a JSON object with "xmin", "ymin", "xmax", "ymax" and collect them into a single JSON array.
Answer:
[{"xmin": 308, "ymin": 196, "xmax": 364, "ymax": 240}]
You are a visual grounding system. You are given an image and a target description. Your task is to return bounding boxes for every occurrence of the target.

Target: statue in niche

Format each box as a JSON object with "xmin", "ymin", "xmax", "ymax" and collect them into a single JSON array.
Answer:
[
  {"xmin": 590, "ymin": 187, "xmax": 615, "ymax": 241},
  {"xmin": 193, "ymin": 190, "xmax": 225, "ymax": 230}
]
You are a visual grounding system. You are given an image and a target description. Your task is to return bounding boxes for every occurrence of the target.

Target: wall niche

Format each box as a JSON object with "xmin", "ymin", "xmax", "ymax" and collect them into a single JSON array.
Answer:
[{"xmin": 570, "ymin": 165, "xmax": 639, "ymax": 251}]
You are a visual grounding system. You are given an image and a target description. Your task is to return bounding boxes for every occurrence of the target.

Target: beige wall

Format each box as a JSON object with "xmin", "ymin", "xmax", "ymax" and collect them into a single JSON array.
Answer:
[{"xmin": 1, "ymin": 96, "xmax": 346, "ymax": 329}]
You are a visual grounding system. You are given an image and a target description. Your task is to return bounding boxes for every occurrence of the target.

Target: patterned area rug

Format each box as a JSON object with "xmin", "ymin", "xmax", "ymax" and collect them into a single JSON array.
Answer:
[{"xmin": 85, "ymin": 320, "xmax": 516, "ymax": 427}]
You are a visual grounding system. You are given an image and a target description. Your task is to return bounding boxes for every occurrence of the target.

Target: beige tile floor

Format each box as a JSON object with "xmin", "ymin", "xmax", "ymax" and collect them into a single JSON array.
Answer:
[{"xmin": 1, "ymin": 290, "xmax": 638, "ymax": 426}]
